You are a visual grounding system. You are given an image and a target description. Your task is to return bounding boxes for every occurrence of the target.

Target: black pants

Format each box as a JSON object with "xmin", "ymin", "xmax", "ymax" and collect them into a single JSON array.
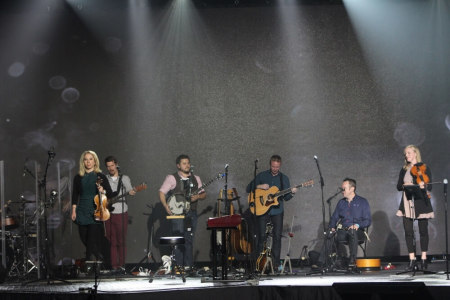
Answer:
[
  {"xmin": 78, "ymin": 223, "xmax": 104, "ymax": 260},
  {"xmin": 335, "ymin": 229, "xmax": 366, "ymax": 260},
  {"xmin": 256, "ymin": 213, "xmax": 283, "ymax": 267},
  {"xmin": 403, "ymin": 217, "xmax": 429, "ymax": 253}
]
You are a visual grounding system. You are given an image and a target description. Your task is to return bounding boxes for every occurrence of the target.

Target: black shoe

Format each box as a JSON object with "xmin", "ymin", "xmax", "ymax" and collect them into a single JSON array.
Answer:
[
  {"xmin": 405, "ymin": 259, "xmax": 416, "ymax": 271},
  {"xmin": 421, "ymin": 259, "xmax": 428, "ymax": 270}
]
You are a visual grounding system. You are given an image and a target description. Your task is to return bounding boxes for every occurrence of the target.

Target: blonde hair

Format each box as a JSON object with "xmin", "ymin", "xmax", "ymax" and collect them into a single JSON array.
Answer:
[
  {"xmin": 78, "ymin": 150, "xmax": 102, "ymax": 176},
  {"xmin": 403, "ymin": 145, "xmax": 422, "ymax": 170}
]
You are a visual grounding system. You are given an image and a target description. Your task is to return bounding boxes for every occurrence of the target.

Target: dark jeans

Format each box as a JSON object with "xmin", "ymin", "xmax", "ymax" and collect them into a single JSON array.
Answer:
[
  {"xmin": 335, "ymin": 229, "xmax": 366, "ymax": 261},
  {"xmin": 78, "ymin": 223, "xmax": 104, "ymax": 261},
  {"xmin": 257, "ymin": 213, "xmax": 283, "ymax": 267},
  {"xmin": 171, "ymin": 210, "xmax": 197, "ymax": 267},
  {"xmin": 403, "ymin": 217, "xmax": 429, "ymax": 253}
]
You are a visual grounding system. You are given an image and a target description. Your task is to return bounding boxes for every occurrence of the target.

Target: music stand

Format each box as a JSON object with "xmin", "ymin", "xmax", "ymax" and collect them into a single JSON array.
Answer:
[{"xmin": 396, "ymin": 184, "xmax": 435, "ymax": 276}]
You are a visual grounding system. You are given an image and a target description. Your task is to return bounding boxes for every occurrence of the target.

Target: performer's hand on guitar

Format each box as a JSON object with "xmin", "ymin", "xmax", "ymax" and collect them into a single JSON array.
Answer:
[
  {"xmin": 129, "ymin": 189, "xmax": 137, "ymax": 196},
  {"xmin": 291, "ymin": 187, "xmax": 298, "ymax": 194},
  {"xmin": 257, "ymin": 184, "xmax": 270, "ymax": 190},
  {"xmin": 165, "ymin": 205, "xmax": 173, "ymax": 216}
]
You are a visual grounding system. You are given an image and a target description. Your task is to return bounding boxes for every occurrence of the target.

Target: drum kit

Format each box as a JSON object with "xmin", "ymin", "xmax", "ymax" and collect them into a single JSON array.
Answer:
[{"xmin": 1, "ymin": 196, "xmax": 40, "ymax": 280}]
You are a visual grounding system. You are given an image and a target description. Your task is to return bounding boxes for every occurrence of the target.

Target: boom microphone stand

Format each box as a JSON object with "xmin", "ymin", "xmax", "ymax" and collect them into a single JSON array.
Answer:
[{"xmin": 307, "ymin": 156, "xmax": 339, "ymax": 275}]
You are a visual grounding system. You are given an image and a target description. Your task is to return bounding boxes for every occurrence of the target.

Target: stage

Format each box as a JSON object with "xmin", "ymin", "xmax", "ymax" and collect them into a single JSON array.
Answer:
[{"xmin": 1, "ymin": 260, "xmax": 450, "ymax": 300}]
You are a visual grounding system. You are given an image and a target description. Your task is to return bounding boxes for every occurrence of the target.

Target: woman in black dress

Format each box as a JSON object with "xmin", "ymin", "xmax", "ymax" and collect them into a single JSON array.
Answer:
[{"xmin": 71, "ymin": 150, "xmax": 113, "ymax": 261}]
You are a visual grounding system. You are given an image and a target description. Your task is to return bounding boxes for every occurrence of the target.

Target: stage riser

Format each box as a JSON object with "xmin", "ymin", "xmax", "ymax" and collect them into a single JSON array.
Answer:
[{"xmin": 1, "ymin": 284, "xmax": 449, "ymax": 300}]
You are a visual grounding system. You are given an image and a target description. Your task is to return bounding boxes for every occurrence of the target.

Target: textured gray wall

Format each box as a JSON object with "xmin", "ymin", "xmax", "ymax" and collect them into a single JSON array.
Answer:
[{"xmin": 0, "ymin": 0, "xmax": 449, "ymax": 264}]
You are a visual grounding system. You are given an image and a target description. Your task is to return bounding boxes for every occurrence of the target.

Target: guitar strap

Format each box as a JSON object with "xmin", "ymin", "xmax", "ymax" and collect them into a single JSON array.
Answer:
[{"xmin": 279, "ymin": 172, "xmax": 284, "ymax": 200}]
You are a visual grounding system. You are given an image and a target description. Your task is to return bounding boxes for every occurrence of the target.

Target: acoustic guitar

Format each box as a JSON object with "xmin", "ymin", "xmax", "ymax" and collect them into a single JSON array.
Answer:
[
  {"xmin": 248, "ymin": 180, "xmax": 314, "ymax": 216},
  {"xmin": 228, "ymin": 189, "xmax": 252, "ymax": 255}
]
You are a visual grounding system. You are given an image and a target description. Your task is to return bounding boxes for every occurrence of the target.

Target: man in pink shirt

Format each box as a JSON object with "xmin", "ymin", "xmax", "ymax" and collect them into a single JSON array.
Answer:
[{"xmin": 159, "ymin": 154, "xmax": 206, "ymax": 268}]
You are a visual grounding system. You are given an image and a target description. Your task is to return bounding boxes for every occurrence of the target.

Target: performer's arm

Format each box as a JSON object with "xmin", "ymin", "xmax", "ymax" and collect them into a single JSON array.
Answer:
[
  {"xmin": 123, "ymin": 176, "xmax": 136, "ymax": 195},
  {"xmin": 397, "ymin": 168, "xmax": 406, "ymax": 191},
  {"xmin": 159, "ymin": 191, "xmax": 172, "ymax": 215},
  {"xmin": 191, "ymin": 175, "xmax": 206, "ymax": 202},
  {"xmin": 71, "ymin": 176, "xmax": 80, "ymax": 221},
  {"xmin": 159, "ymin": 175, "xmax": 176, "ymax": 215}
]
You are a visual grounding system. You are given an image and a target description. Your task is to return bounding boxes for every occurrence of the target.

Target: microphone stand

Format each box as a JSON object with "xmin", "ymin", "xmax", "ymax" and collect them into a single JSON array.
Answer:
[
  {"xmin": 119, "ymin": 167, "xmax": 126, "ymax": 274},
  {"xmin": 314, "ymin": 157, "xmax": 326, "ymax": 233},
  {"xmin": 308, "ymin": 156, "xmax": 338, "ymax": 275},
  {"xmin": 249, "ymin": 160, "xmax": 258, "ymax": 277},
  {"xmin": 443, "ymin": 179, "xmax": 449, "ymax": 280},
  {"xmin": 24, "ymin": 148, "xmax": 70, "ymax": 285},
  {"xmin": 326, "ymin": 189, "xmax": 342, "ymax": 220}
]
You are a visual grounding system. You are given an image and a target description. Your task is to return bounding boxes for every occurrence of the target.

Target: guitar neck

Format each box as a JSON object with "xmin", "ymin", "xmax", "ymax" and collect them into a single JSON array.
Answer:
[
  {"xmin": 273, "ymin": 182, "xmax": 312, "ymax": 198},
  {"xmin": 190, "ymin": 173, "xmax": 224, "ymax": 196}
]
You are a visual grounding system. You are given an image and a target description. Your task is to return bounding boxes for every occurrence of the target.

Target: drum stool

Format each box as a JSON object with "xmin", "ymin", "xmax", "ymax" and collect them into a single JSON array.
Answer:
[{"xmin": 149, "ymin": 236, "xmax": 185, "ymax": 283}]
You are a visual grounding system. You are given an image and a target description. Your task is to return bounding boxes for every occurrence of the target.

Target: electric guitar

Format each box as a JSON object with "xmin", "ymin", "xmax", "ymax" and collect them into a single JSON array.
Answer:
[
  {"xmin": 107, "ymin": 183, "xmax": 147, "ymax": 212},
  {"xmin": 167, "ymin": 173, "xmax": 225, "ymax": 215},
  {"xmin": 248, "ymin": 179, "xmax": 314, "ymax": 216}
]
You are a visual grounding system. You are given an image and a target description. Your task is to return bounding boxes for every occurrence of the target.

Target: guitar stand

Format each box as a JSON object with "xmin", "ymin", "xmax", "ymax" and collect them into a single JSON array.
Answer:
[
  {"xmin": 259, "ymin": 254, "xmax": 275, "ymax": 275},
  {"xmin": 298, "ymin": 245, "xmax": 310, "ymax": 268},
  {"xmin": 281, "ymin": 254, "xmax": 292, "ymax": 274}
]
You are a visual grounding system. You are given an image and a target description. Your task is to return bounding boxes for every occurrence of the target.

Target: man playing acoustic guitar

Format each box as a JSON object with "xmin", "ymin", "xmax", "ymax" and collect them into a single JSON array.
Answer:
[
  {"xmin": 246, "ymin": 155, "xmax": 297, "ymax": 272},
  {"xmin": 159, "ymin": 154, "xmax": 206, "ymax": 269}
]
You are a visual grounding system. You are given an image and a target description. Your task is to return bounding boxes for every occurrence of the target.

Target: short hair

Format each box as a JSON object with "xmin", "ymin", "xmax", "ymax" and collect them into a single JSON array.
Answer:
[
  {"xmin": 78, "ymin": 150, "xmax": 101, "ymax": 176},
  {"xmin": 270, "ymin": 155, "xmax": 282, "ymax": 163},
  {"xmin": 104, "ymin": 155, "xmax": 117, "ymax": 165},
  {"xmin": 176, "ymin": 154, "xmax": 190, "ymax": 165},
  {"xmin": 343, "ymin": 177, "xmax": 356, "ymax": 191}
]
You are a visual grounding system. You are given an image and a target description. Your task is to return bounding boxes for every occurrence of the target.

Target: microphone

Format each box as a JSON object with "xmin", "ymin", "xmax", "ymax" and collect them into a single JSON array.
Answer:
[
  {"xmin": 314, "ymin": 155, "xmax": 318, "ymax": 161},
  {"xmin": 225, "ymin": 164, "xmax": 229, "ymax": 170},
  {"xmin": 444, "ymin": 179, "xmax": 448, "ymax": 195},
  {"xmin": 338, "ymin": 187, "xmax": 344, "ymax": 192},
  {"xmin": 190, "ymin": 165, "xmax": 194, "ymax": 174},
  {"xmin": 23, "ymin": 166, "xmax": 27, "ymax": 177},
  {"xmin": 48, "ymin": 146, "xmax": 56, "ymax": 158},
  {"xmin": 254, "ymin": 159, "xmax": 259, "ymax": 163}
]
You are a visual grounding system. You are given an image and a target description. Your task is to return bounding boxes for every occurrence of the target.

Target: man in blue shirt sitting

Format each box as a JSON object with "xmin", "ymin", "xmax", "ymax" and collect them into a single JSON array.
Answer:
[{"xmin": 329, "ymin": 178, "xmax": 371, "ymax": 266}]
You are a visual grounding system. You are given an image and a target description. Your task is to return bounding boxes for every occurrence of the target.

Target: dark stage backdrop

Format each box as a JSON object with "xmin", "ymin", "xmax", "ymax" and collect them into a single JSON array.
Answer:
[{"xmin": 0, "ymin": 0, "xmax": 449, "ymax": 264}]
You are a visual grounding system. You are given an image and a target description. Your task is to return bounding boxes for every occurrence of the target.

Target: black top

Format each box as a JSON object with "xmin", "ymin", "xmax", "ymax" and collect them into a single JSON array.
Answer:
[{"xmin": 397, "ymin": 162, "xmax": 433, "ymax": 216}]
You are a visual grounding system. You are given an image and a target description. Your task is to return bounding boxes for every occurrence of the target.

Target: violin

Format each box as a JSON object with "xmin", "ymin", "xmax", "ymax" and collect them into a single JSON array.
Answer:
[
  {"xmin": 94, "ymin": 177, "xmax": 110, "ymax": 222},
  {"xmin": 410, "ymin": 164, "xmax": 430, "ymax": 185},
  {"xmin": 410, "ymin": 164, "xmax": 431, "ymax": 199}
]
